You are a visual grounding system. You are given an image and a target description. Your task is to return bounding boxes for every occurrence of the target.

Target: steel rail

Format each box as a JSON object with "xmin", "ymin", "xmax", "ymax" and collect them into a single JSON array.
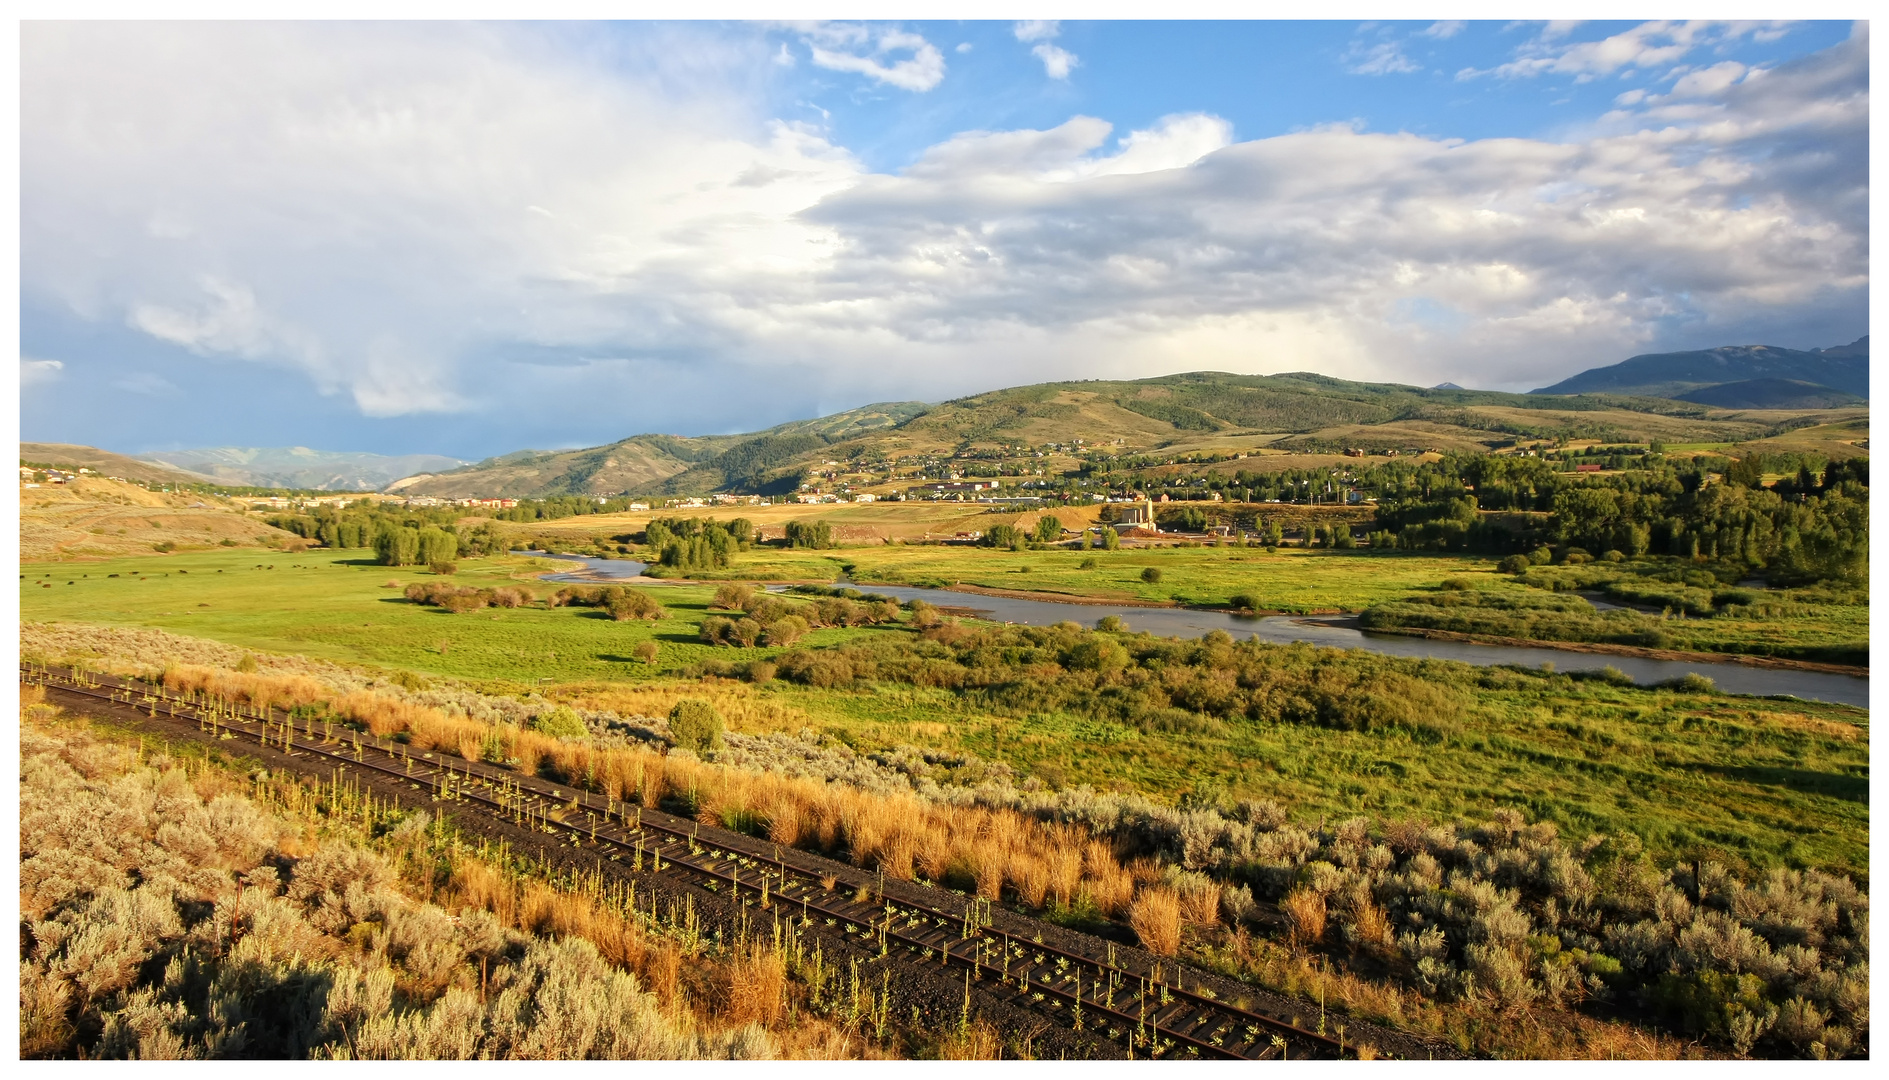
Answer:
[{"xmin": 26, "ymin": 664, "xmax": 1353, "ymax": 1060}]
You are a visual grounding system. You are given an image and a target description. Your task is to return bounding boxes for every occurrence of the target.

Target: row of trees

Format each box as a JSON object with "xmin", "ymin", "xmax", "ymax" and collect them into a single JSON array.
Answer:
[
  {"xmin": 1364, "ymin": 459, "xmax": 1867, "ymax": 585},
  {"xmin": 266, "ymin": 507, "xmax": 505, "ymax": 566}
]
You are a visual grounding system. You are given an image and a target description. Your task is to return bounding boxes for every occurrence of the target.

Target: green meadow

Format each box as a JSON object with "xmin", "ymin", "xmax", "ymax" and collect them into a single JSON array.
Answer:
[
  {"xmin": 637, "ymin": 541, "xmax": 1510, "ymax": 611},
  {"xmin": 19, "ymin": 549, "xmax": 900, "ymax": 686},
  {"xmin": 21, "ymin": 546, "xmax": 1869, "ymax": 879},
  {"xmin": 780, "ymin": 677, "xmax": 1869, "ymax": 879}
]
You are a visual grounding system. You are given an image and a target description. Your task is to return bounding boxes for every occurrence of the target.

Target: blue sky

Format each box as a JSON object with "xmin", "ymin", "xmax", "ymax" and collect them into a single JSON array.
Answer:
[
  {"xmin": 20, "ymin": 20, "xmax": 1867, "ymax": 459},
  {"xmin": 755, "ymin": 20, "xmax": 1856, "ymax": 170}
]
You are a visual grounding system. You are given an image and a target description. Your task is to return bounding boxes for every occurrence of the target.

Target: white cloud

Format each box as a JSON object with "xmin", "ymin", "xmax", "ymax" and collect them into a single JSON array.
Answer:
[
  {"xmin": 1670, "ymin": 61, "xmax": 1750, "ymax": 98},
  {"xmin": 1473, "ymin": 20, "xmax": 1793, "ymax": 83},
  {"xmin": 19, "ymin": 21, "xmax": 1867, "ymax": 426},
  {"xmin": 21, "ymin": 357, "xmax": 63, "ymax": 387},
  {"xmin": 1346, "ymin": 40, "xmax": 1420, "ymax": 76},
  {"xmin": 1015, "ymin": 20, "xmax": 1077, "ymax": 78},
  {"xmin": 1034, "ymin": 114, "xmax": 1233, "ymax": 181},
  {"xmin": 111, "ymin": 371, "xmax": 181, "ymax": 397},
  {"xmin": 1422, "ymin": 21, "xmax": 1466, "ymax": 40},
  {"xmin": 1032, "ymin": 43, "xmax": 1080, "ymax": 80},
  {"xmin": 805, "ymin": 24, "xmax": 945, "ymax": 91}
]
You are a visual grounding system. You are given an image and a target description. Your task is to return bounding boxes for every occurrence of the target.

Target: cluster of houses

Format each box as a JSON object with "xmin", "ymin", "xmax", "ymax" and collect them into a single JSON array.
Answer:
[
  {"xmin": 19, "ymin": 465, "xmax": 141, "ymax": 489},
  {"xmin": 794, "ymin": 491, "xmax": 879, "ymax": 504},
  {"xmin": 394, "ymin": 496, "xmax": 520, "ymax": 509},
  {"xmin": 20, "ymin": 464, "xmax": 88, "ymax": 487},
  {"xmin": 245, "ymin": 494, "xmax": 379, "ymax": 510}
]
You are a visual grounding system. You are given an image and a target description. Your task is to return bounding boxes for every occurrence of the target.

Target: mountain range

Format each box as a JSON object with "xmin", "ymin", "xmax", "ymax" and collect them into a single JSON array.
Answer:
[
  {"xmin": 1530, "ymin": 337, "xmax": 1868, "ymax": 404},
  {"xmin": 134, "ymin": 446, "xmax": 469, "ymax": 491}
]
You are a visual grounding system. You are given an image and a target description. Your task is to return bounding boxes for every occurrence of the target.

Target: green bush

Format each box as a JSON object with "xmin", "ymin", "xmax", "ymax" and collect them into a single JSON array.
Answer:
[
  {"xmin": 1062, "ymin": 636, "xmax": 1130, "ymax": 675},
  {"xmin": 1497, "ymin": 555, "xmax": 1530, "ymax": 574},
  {"xmin": 1141, "ymin": 566, "xmax": 1164, "ymax": 583},
  {"xmin": 1078, "ymin": 556, "xmax": 1098, "ymax": 570},
  {"xmin": 632, "ymin": 640, "xmax": 660, "ymax": 664},
  {"xmin": 1650, "ymin": 971, "xmax": 1777, "ymax": 1051},
  {"xmin": 532, "ymin": 705, "xmax": 588, "ymax": 740},
  {"xmin": 1229, "ymin": 592, "xmax": 1260, "ymax": 611},
  {"xmin": 669, "ymin": 699, "xmax": 725, "ymax": 751},
  {"xmin": 1528, "ymin": 546, "xmax": 1554, "ymax": 565},
  {"xmin": 603, "ymin": 587, "xmax": 666, "ymax": 621},
  {"xmin": 1665, "ymin": 672, "xmax": 1717, "ymax": 694}
]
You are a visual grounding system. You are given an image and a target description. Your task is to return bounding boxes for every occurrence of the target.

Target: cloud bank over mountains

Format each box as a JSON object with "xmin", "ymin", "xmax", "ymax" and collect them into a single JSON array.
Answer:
[{"xmin": 20, "ymin": 20, "xmax": 1867, "ymax": 453}]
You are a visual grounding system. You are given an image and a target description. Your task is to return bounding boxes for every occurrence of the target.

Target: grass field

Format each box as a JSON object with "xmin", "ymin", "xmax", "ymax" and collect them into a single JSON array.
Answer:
[
  {"xmin": 21, "ymin": 545, "xmax": 1870, "ymax": 879},
  {"xmin": 534, "ymin": 541, "xmax": 1510, "ymax": 611},
  {"xmin": 769, "ymin": 679, "xmax": 1869, "ymax": 878},
  {"xmin": 19, "ymin": 549, "xmax": 900, "ymax": 685},
  {"xmin": 1360, "ymin": 576, "xmax": 1867, "ymax": 666},
  {"xmin": 841, "ymin": 545, "xmax": 1508, "ymax": 609}
]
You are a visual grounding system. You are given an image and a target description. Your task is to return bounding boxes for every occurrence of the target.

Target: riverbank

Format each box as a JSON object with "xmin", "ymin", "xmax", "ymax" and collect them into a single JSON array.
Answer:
[
  {"xmin": 1353, "ymin": 621, "xmax": 1869, "ymax": 677},
  {"xmin": 933, "ymin": 582, "xmax": 1350, "ymax": 616},
  {"xmin": 940, "ymin": 582, "xmax": 1179, "ymax": 608}
]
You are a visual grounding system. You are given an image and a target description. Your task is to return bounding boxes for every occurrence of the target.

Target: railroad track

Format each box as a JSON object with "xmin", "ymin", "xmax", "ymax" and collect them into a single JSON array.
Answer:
[{"xmin": 26, "ymin": 663, "xmax": 1357, "ymax": 1060}]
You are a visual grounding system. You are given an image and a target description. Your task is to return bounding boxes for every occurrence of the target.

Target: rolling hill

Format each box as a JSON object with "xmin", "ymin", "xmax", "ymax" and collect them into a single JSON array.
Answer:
[
  {"xmin": 387, "ymin": 401, "xmax": 932, "ymax": 499},
  {"xmin": 385, "ymin": 372, "xmax": 1762, "ymax": 499},
  {"xmin": 37, "ymin": 362, "xmax": 1871, "ymax": 504},
  {"xmin": 1530, "ymin": 337, "xmax": 1869, "ymax": 402},
  {"xmin": 21, "ymin": 442, "xmax": 216, "ymax": 486}
]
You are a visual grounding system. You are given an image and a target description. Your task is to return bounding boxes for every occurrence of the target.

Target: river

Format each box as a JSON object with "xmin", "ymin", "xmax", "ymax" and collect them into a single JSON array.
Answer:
[{"xmin": 516, "ymin": 551, "xmax": 1868, "ymax": 708}]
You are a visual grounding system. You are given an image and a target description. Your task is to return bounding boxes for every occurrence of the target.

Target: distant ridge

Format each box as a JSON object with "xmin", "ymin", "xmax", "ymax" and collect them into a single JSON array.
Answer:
[
  {"xmin": 1431, "ymin": 382, "xmax": 1465, "ymax": 390},
  {"xmin": 1673, "ymin": 379, "xmax": 1866, "ymax": 411},
  {"xmin": 378, "ymin": 371, "xmax": 1731, "ymax": 499},
  {"xmin": 136, "ymin": 446, "xmax": 470, "ymax": 491},
  {"xmin": 1531, "ymin": 337, "xmax": 1868, "ymax": 402}
]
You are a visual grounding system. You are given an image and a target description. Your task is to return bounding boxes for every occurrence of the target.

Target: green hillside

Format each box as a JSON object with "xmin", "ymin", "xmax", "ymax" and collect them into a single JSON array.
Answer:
[{"xmin": 385, "ymin": 371, "xmax": 1857, "ymax": 499}]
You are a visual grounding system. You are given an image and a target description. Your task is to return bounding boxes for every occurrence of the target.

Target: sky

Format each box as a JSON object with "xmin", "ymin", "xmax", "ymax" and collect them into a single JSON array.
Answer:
[{"xmin": 19, "ymin": 18, "xmax": 1869, "ymax": 460}]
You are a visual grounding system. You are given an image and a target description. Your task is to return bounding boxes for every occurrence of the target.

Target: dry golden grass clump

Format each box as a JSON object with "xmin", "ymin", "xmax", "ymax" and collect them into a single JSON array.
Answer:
[
  {"xmin": 1128, "ymin": 888, "xmax": 1182, "ymax": 956},
  {"xmin": 1281, "ymin": 887, "xmax": 1327, "ymax": 948}
]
